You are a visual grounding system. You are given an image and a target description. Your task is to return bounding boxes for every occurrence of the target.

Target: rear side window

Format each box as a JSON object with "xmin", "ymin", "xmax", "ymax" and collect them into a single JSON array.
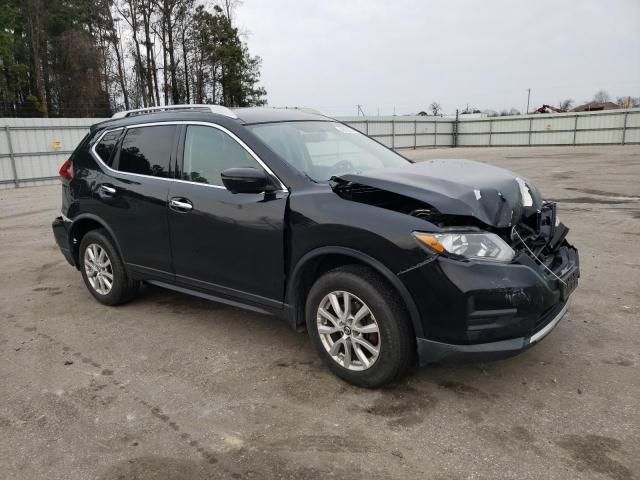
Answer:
[
  {"xmin": 118, "ymin": 125, "xmax": 176, "ymax": 177},
  {"xmin": 94, "ymin": 130, "xmax": 122, "ymax": 167},
  {"xmin": 182, "ymin": 125, "xmax": 260, "ymax": 186}
]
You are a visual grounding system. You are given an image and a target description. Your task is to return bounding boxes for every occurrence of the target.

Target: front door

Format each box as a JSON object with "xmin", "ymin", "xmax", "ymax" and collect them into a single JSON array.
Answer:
[{"xmin": 167, "ymin": 124, "xmax": 288, "ymax": 308}]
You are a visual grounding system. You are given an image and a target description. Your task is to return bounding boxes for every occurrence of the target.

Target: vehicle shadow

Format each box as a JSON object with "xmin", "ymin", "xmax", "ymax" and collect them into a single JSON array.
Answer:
[{"xmin": 131, "ymin": 282, "xmax": 567, "ymax": 394}]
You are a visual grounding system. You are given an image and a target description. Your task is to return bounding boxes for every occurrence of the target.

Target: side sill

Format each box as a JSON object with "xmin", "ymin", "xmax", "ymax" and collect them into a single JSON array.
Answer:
[
  {"xmin": 128, "ymin": 263, "xmax": 174, "ymax": 282},
  {"xmin": 146, "ymin": 280, "xmax": 278, "ymax": 317}
]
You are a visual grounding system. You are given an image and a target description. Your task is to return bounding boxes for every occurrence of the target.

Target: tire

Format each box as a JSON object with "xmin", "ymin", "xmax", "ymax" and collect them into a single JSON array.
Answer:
[
  {"xmin": 78, "ymin": 228, "xmax": 139, "ymax": 306},
  {"xmin": 305, "ymin": 265, "xmax": 415, "ymax": 387}
]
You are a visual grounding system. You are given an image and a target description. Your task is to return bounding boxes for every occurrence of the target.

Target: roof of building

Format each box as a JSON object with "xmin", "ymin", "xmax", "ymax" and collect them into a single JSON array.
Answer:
[{"xmin": 571, "ymin": 101, "xmax": 620, "ymax": 112}]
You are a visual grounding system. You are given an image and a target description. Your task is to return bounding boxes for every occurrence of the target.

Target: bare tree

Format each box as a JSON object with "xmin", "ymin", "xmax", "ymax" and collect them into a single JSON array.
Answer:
[
  {"xmin": 154, "ymin": 0, "xmax": 181, "ymax": 104},
  {"xmin": 558, "ymin": 99, "xmax": 573, "ymax": 111},
  {"xmin": 139, "ymin": 0, "xmax": 160, "ymax": 106},
  {"xmin": 119, "ymin": 0, "xmax": 150, "ymax": 107},
  {"xmin": 177, "ymin": 0, "xmax": 194, "ymax": 103},
  {"xmin": 106, "ymin": 9, "xmax": 130, "ymax": 109},
  {"xmin": 222, "ymin": 0, "xmax": 242, "ymax": 23},
  {"xmin": 429, "ymin": 101, "xmax": 442, "ymax": 116},
  {"xmin": 498, "ymin": 108, "xmax": 521, "ymax": 116},
  {"xmin": 22, "ymin": 0, "xmax": 47, "ymax": 115},
  {"xmin": 593, "ymin": 90, "xmax": 610, "ymax": 103}
]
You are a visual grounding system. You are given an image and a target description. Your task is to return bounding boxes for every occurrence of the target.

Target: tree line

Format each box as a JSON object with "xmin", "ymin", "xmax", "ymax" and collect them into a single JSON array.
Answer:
[{"xmin": 0, "ymin": 0, "xmax": 266, "ymax": 117}]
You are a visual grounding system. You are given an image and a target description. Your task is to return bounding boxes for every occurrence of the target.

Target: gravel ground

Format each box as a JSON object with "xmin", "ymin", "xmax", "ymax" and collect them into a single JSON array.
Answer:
[{"xmin": 1, "ymin": 145, "xmax": 639, "ymax": 480}]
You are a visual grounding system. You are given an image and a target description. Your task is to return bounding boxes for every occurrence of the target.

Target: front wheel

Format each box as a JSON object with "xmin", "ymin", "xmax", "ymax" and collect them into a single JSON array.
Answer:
[{"xmin": 305, "ymin": 265, "xmax": 415, "ymax": 387}]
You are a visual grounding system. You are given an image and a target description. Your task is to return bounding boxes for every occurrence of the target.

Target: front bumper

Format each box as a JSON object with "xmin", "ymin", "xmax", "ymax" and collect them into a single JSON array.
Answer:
[
  {"xmin": 417, "ymin": 300, "xmax": 569, "ymax": 363},
  {"xmin": 399, "ymin": 242, "xmax": 579, "ymax": 364},
  {"xmin": 52, "ymin": 216, "xmax": 75, "ymax": 266}
]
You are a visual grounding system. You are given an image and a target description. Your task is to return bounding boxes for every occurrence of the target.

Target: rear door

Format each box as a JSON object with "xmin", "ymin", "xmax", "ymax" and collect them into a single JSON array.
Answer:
[
  {"xmin": 167, "ymin": 123, "xmax": 288, "ymax": 308},
  {"xmin": 91, "ymin": 124, "xmax": 179, "ymax": 280}
]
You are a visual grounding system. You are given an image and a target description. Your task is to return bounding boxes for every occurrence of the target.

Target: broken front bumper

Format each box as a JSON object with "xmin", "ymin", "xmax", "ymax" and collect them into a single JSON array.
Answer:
[
  {"xmin": 416, "ymin": 300, "xmax": 569, "ymax": 363},
  {"xmin": 399, "ymin": 244, "xmax": 579, "ymax": 365}
]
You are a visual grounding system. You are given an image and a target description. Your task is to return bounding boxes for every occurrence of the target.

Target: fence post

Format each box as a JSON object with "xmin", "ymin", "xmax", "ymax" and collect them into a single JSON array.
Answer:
[
  {"xmin": 488, "ymin": 119, "xmax": 493, "ymax": 147},
  {"xmin": 414, "ymin": 119, "xmax": 417, "ymax": 149},
  {"xmin": 572, "ymin": 115, "xmax": 578, "ymax": 145},
  {"xmin": 365, "ymin": 119, "xmax": 369, "ymax": 136},
  {"xmin": 621, "ymin": 111, "xmax": 629, "ymax": 145},
  {"xmin": 527, "ymin": 118, "xmax": 533, "ymax": 146},
  {"xmin": 453, "ymin": 109, "xmax": 459, "ymax": 147},
  {"xmin": 434, "ymin": 120, "xmax": 438, "ymax": 147},
  {"xmin": 4, "ymin": 125, "xmax": 19, "ymax": 188},
  {"xmin": 391, "ymin": 119, "xmax": 395, "ymax": 149}
]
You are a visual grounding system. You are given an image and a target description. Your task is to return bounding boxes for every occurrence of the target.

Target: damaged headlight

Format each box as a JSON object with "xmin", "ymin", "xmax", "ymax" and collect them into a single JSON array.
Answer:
[{"xmin": 413, "ymin": 232, "xmax": 515, "ymax": 263}]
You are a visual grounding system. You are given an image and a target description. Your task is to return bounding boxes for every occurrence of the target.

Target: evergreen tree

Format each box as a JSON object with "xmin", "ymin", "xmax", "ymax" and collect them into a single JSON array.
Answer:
[{"xmin": 0, "ymin": 0, "xmax": 266, "ymax": 117}]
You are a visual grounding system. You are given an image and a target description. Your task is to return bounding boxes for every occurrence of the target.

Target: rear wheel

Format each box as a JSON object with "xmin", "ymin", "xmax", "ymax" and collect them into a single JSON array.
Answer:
[
  {"xmin": 79, "ymin": 229, "xmax": 139, "ymax": 306},
  {"xmin": 306, "ymin": 265, "xmax": 415, "ymax": 387}
]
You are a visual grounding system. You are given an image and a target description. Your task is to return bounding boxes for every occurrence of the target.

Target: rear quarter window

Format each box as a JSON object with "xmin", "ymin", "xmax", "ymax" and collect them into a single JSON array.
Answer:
[{"xmin": 94, "ymin": 130, "xmax": 123, "ymax": 167}]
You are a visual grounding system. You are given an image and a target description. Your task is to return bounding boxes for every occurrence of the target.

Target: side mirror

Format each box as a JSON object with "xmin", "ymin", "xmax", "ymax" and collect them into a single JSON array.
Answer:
[{"xmin": 221, "ymin": 167, "xmax": 269, "ymax": 194}]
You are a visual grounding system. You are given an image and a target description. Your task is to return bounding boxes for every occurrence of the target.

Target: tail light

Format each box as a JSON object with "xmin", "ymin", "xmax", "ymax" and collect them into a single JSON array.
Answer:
[{"xmin": 59, "ymin": 159, "xmax": 74, "ymax": 180}]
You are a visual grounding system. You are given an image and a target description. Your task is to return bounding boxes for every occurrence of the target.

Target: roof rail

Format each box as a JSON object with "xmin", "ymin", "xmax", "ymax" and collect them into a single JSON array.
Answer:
[
  {"xmin": 111, "ymin": 104, "xmax": 238, "ymax": 120},
  {"xmin": 274, "ymin": 106, "xmax": 324, "ymax": 116}
]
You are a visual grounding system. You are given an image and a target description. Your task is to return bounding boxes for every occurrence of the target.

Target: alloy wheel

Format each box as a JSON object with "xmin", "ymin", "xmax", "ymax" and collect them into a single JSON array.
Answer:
[
  {"xmin": 84, "ymin": 243, "xmax": 113, "ymax": 295},
  {"xmin": 316, "ymin": 290, "xmax": 381, "ymax": 371}
]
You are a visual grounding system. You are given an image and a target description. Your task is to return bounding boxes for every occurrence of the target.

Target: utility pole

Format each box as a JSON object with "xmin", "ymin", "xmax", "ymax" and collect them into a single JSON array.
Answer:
[
  {"xmin": 526, "ymin": 88, "xmax": 531, "ymax": 114},
  {"xmin": 356, "ymin": 104, "xmax": 365, "ymax": 116}
]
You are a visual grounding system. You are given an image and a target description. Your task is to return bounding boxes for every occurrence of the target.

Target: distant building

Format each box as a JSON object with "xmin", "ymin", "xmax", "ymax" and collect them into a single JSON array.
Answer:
[
  {"xmin": 458, "ymin": 112, "xmax": 488, "ymax": 119},
  {"xmin": 571, "ymin": 101, "xmax": 620, "ymax": 112}
]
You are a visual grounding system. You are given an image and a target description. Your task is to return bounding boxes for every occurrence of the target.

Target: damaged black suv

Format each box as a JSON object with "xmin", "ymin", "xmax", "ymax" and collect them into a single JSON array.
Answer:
[{"xmin": 52, "ymin": 105, "xmax": 579, "ymax": 387}]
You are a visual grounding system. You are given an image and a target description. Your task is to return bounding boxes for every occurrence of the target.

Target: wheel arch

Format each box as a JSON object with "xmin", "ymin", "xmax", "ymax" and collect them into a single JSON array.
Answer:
[
  {"xmin": 286, "ymin": 246, "xmax": 424, "ymax": 337},
  {"xmin": 69, "ymin": 214, "xmax": 125, "ymax": 269}
]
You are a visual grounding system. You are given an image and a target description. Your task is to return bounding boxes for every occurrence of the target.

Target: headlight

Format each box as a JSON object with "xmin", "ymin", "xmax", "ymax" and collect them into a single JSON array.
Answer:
[{"xmin": 413, "ymin": 232, "xmax": 515, "ymax": 263}]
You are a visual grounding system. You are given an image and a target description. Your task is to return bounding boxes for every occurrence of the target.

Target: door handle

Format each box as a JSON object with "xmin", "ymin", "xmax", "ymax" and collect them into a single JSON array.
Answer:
[
  {"xmin": 169, "ymin": 198, "xmax": 193, "ymax": 212},
  {"xmin": 99, "ymin": 184, "xmax": 116, "ymax": 195}
]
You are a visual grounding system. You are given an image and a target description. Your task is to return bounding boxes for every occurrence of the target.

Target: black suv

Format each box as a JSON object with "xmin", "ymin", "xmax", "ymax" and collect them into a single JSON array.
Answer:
[{"xmin": 52, "ymin": 105, "xmax": 579, "ymax": 387}]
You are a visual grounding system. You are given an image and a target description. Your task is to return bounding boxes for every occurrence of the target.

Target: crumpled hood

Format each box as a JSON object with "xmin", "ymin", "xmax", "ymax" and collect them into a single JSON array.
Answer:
[{"xmin": 336, "ymin": 159, "xmax": 543, "ymax": 228}]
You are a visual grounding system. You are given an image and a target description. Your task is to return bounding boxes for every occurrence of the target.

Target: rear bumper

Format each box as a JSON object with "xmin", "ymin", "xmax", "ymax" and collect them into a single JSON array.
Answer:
[
  {"xmin": 417, "ymin": 300, "xmax": 569, "ymax": 364},
  {"xmin": 52, "ymin": 216, "xmax": 75, "ymax": 266}
]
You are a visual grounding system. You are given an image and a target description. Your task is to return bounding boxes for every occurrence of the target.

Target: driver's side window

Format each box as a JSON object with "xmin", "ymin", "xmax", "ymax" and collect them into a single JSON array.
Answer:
[{"xmin": 182, "ymin": 125, "xmax": 261, "ymax": 186}]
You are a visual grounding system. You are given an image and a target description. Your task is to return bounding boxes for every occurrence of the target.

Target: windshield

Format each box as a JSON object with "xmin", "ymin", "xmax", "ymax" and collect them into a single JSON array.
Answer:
[{"xmin": 249, "ymin": 121, "xmax": 410, "ymax": 181}]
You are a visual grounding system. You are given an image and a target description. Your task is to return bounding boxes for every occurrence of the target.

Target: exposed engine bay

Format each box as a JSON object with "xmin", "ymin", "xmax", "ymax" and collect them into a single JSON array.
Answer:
[{"xmin": 331, "ymin": 158, "xmax": 579, "ymax": 290}]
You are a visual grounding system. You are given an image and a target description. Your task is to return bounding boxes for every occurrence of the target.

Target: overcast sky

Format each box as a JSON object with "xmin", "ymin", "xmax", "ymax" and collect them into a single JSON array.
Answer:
[{"xmin": 235, "ymin": 0, "xmax": 640, "ymax": 116}]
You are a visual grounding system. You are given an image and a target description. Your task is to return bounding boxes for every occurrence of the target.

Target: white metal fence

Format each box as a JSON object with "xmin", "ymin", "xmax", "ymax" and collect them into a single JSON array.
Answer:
[
  {"xmin": 342, "ymin": 108, "xmax": 640, "ymax": 149},
  {"xmin": 0, "ymin": 118, "xmax": 101, "ymax": 189},
  {"xmin": 1, "ymin": 108, "xmax": 639, "ymax": 189},
  {"xmin": 339, "ymin": 116, "xmax": 455, "ymax": 149}
]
